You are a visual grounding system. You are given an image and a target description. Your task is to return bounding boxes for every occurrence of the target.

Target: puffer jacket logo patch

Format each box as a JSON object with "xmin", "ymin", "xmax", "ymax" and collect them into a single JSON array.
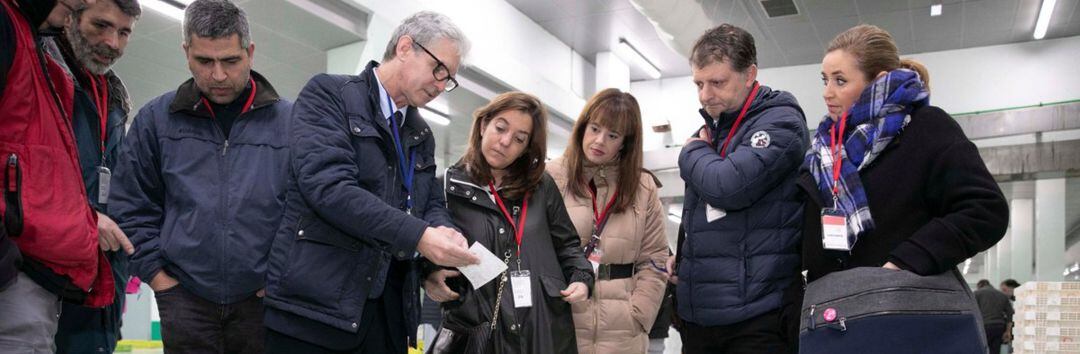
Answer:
[{"xmin": 750, "ymin": 131, "xmax": 771, "ymax": 148}]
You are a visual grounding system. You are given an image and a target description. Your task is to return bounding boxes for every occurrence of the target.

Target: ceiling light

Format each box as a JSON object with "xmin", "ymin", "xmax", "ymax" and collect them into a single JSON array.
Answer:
[
  {"xmin": 419, "ymin": 107, "xmax": 450, "ymax": 126},
  {"xmin": 615, "ymin": 38, "xmax": 662, "ymax": 80},
  {"xmin": 144, "ymin": 0, "xmax": 192, "ymax": 22},
  {"xmin": 1033, "ymin": 0, "xmax": 1057, "ymax": 40},
  {"xmin": 930, "ymin": 4, "xmax": 942, "ymax": 17}
]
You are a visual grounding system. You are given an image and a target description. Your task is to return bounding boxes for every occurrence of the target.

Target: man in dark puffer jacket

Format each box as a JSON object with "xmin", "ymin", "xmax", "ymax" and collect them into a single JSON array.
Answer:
[{"xmin": 670, "ymin": 23, "xmax": 809, "ymax": 354}]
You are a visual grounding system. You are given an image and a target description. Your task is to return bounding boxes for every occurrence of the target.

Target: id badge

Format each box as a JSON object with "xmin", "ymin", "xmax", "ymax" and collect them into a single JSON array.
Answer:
[
  {"xmin": 97, "ymin": 166, "xmax": 112, "ymax": 205},
  {"xmin": 510, "ymin": 270, "xmax": 532, "ymax": 308},
  {"xmin": 587, "ymin": 247, "xmax": 603, "ymax": 273},
  {"xmin": 821, "ymin": 208, "xmax": 852, "ymax": 251},
  {"xmin": 706, "ymin": 204, "xmax": 727, "ymax": 222}
]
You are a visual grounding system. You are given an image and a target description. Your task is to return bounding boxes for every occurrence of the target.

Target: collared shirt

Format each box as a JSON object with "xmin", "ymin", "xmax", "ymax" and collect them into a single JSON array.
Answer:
[{"xmin": 372, "ymin": 68, "xmax": 405, "ymax": 126}]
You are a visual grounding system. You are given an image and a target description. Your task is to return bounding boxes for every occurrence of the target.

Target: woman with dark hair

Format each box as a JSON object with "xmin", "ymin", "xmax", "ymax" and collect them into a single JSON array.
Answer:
[
  {"xmin": 424, "ymin": 91, "xmax": 593, "ymax": 354},
  {"xmin": 545, "ymin": 88, "xmax": 669, "ymax": 354},
  {"xmin": 802, "ymin": 23, "xmax": 1007, "ymax": 283}
]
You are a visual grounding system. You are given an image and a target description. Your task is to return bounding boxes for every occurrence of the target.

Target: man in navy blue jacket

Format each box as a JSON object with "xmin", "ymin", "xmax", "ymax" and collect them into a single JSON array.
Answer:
[
  {"xmin": 262, "ymin": 11, "xmax": 478, "ymax": 354},
  {"xmin": 109, "ymin": 1, "xmax": 292, "ymax": 353},
  {"xmin": 669, "ymin": 24, "xmax": 809, "ymax": 354},
  {"xmin": 41, "ymin": 0, "xmax": 140, "ymax": 351}
]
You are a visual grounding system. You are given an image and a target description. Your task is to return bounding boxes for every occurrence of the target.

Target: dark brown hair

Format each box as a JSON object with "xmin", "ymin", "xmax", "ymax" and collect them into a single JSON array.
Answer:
[
  {"xmin": 561, "ymin": 88, "xmax": 643, "ymax": 213},
  {"xmin": 827, "ymin": 24, "xmax": 931, "ymax": 92},
  {"xmin": 690, "ymin": 23, "xmax": 757, "ymax": 72},
  {"xmin": 460, "ymin": 92, "xmax": 547, "ymax": 199}
]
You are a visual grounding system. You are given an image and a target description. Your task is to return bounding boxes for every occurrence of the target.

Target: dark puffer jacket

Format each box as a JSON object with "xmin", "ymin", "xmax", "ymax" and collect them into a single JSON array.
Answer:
[{"xmin": 676, "ymin": 85, "xmax": 808, "ymax": 326}]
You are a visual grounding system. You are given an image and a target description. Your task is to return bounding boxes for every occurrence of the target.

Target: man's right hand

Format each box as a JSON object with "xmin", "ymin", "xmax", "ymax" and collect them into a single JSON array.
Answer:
[
  {"xmin": 417, "ymin": 227, "xmax": 479, "ymax": 268},
  {"xmin": 149, "ymin": 270, "xmax": 179, "ymax": 292}
]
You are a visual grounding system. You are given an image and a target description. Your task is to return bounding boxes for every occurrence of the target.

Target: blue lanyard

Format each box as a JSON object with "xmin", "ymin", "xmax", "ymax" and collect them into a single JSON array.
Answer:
[{"xmin": 385, "ymin": 91, "xmax": 416, "ymax": 210}]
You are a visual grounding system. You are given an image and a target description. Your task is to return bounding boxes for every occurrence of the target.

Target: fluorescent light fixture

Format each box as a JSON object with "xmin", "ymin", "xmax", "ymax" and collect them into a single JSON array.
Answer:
[
  {"xmin": 419, "ymin": 107, "xmax": 450, "ymax": 126},
  {"xmin": 615, "ymin": 38, "xmax": 662, "ymax": 79},
  {"xmin": 962, "ymin": 258, "xmax": 971, "ymax": 275},
  {"xmin": 930, "ymin": 4, "xmax": 942, "ymax": 16},
  {"xmin": 1033, "ymin": 0, "xmax": 1057, "ymax": 39},
  {"xmin": 144, "ymin": 0, "xmax": 192, "ymax": 22}
]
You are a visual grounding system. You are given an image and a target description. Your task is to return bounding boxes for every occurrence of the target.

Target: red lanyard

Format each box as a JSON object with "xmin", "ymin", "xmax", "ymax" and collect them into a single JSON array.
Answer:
[
  {"xmin": 85, "ymin": 72, "xmax": 109, "ymax": 154},
  {"xmin": 199, "ymin": 78, "xmax": 258, "ymax": 120},
  {"xmin": 489, "ymin": 182, "xmax": 529, "ymax": 256},
  {"xmin": 829, "ymin": 111, "xmax": 849, "ymax": 197},
  {"xmin": 587, "ymin": 180, "xmax": 617, "ymax": 234},
  {"xmin": 718, "ymin": 81, "xmax": 761, "ymax": 158}
]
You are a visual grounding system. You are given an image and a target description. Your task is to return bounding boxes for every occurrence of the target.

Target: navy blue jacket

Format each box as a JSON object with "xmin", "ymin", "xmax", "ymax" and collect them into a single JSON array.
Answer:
[
  {"xmin": 263, "ymin": 61, "xmax": 452, "ymax": 347},
  {"xmin": 110, "ymin": 71, "xmax": 292, "ymax": 305},
  {"xmin": 676, "ymin": 85, "xmax": 808, "ymax": 326}
]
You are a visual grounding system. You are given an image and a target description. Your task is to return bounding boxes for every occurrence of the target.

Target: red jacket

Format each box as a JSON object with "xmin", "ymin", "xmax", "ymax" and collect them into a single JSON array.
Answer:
[{"xmin": 0, "ymin": 0, "xmax": 112, "ymax": 307}]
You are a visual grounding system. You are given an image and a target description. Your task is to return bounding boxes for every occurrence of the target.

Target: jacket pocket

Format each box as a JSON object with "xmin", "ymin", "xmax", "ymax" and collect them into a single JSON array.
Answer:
[
  {"xmin": 4, "ymin": 153, "xmax": 23, "ymax": 236},
  {"xmin": 276, "ymin": 217, "xmax": 369, "ymax": 320},
  {"xmin": 539, "ymin": 274, "xmax": 567, "ymax": 298}
]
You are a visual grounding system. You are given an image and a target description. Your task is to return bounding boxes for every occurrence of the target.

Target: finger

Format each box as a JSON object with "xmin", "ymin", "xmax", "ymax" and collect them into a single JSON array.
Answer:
[
  {"xmin": 116, "ymin": 232, "xmax": 135, "ymax": 255},
  {"xmin": 442, "ymin": 270, "xmax": 461, "ymax": 278},
  {"xmin": 99, "ymin": 232, "xmax": 117, "ymax": 251}
]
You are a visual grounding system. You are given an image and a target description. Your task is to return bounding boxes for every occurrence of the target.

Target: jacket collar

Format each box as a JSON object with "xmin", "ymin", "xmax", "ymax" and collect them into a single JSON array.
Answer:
[
  {"xmin": 168, "ymin": 70, "xmax": 280, "ymax": 118},
  {"xmin": 358, "ymin": 61, "xmax": 434, "ymax": 143},
  {"xmin": 445, "ymin": 164, "xmax": 501, "ymax": 213}
]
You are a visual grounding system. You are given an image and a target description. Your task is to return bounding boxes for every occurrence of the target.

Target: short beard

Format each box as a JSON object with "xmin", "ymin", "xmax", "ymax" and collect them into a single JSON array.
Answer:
[{"xmin": 66, "ymin": 20, "xmax": 121, "ymax": 75}]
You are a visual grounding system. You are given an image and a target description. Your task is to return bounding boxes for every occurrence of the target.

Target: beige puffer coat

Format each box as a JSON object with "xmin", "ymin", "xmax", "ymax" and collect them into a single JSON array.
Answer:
[{"xmin": 547, "ymin": 157, "xmax": 669, "ymax": 354}]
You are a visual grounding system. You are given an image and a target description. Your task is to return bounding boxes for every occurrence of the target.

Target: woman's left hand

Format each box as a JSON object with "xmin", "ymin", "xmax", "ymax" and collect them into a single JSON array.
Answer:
[
  {"xmin": 560, "ymin": 282, "xmax": 588, "ymax": 303},
  {"xmin": 882, "ymin": 262, "xmax": 901, "ymax": 270}
]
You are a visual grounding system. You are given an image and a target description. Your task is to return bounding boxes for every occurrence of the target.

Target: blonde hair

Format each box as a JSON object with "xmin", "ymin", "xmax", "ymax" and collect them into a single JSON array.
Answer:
[{"xmin": 828, "ymin": 24, "xmax": 930, "ymax": 92}]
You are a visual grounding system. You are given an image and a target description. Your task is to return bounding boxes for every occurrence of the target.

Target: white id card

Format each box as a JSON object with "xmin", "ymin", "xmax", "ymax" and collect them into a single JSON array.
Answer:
[
  {"xmin": 588, "ymin": 247, "xmax": 603, "ymax": 273},
  {"xmin": 510, "ymin": 270, "xmax": 532, "ymax": 308},
  {"xmin": 821, "ymin": 209, "xmax": 851, "ymax": 251},
  {"xmin": 706, "ymin": 204, "xmax": 727, "ymax": 222},
  {"xmin": 97, "ymin": 166, "xmax": 112, "ymax": 205}
]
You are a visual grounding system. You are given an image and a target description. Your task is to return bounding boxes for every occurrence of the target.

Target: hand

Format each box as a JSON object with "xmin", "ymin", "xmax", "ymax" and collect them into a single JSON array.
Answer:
[
  {"xmin": 149, "ymin": 270, "xmax": 179, "ymax": 292},
  {"xmin": 417, "ymin": 227, "xmax": 479, "ymax": 267},
  {"xmin": 560, "ymin": 282, "xmax": 588, "ymax": 303},
  {"xmin": 97, "ymin": 212, "xmax": 134, "ymax": 255},
  {"xmin": 685, "ymin": 127, "xmax": 711, "ymax": 146},
  {"xmin": 256, "ymin": 288, "xmax": 265, "ymax": 298},
  {"xmin": 665, "ymin": 255, "xmax": 678, "ymax": 284},
  {"xmin": 423, "ymin": 269, "xmax": 461, "ymax": 302},
  {"xmin": 882, "ymin": 262, "xmax": 901, "ymax": 270}
]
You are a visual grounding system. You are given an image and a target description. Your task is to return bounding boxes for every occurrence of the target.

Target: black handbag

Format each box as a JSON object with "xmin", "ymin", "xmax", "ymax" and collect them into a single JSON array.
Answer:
[{"xmin": 428, "ymin": 260, "xmax": 511, "ymax": 354}]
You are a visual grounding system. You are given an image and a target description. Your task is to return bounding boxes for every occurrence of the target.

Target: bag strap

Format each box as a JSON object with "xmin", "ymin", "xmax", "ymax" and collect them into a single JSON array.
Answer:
[{"xmin": 489, "ymin": 253, "xmax": 512, "ymax": 331}]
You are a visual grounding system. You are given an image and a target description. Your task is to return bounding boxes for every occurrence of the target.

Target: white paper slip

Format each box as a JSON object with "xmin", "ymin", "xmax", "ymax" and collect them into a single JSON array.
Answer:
[{"xmin": 458, "ymin": 242, "xmax": 508, "ymax": 290}]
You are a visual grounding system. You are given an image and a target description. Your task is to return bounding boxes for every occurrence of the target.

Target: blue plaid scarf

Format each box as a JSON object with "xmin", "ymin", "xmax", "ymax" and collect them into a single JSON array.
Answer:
[{"xmin": 804, "ymin": 69, "xmax": 929, "ymax": 241}]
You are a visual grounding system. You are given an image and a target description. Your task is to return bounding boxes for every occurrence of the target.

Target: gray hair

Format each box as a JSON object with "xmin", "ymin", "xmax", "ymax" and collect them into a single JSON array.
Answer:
[
  {"xmin": 382, "ymin": 11, "xmax": 469, "ymax": 62},
  {"xmin": 72, "ymin": 0, "xmax": 143, "ymax": 21},
  {"xmin": 183, "ymin": 0, "xmax": 251, "ymax": 48}
]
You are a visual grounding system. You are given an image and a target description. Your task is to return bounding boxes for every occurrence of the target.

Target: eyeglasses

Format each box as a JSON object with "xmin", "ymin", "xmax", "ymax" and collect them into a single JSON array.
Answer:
[{"xmin": 414, "ymin": 42, "xmax": 459, "ymax": 92}]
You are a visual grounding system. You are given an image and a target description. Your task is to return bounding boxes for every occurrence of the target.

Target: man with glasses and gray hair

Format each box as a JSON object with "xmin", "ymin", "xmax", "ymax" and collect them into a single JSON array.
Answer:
[
  {"xmin": 262, "ymin": 10, "xmax": 478, "ymax": 354},
  {"xmin": 109, "ymin": 0, "xmax": 292, "ymax": 353}
]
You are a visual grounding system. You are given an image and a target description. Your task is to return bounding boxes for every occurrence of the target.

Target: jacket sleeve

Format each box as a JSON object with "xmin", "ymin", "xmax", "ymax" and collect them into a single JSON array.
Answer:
[
  {"xmin": 291, "ymin": 75, "xmax": 428, "ymax": 259},
  {"xmin": 629, "ymin": 179, "xmax": 670, "ymax": 332},
  {"xmin": 543, "ymin": 176, "xmax": 595, "ymax": 295},
  {"xmin": 109, "ymin": 104, "xmax": 166, "ymax": 282},
  {"xmin": 421, "ymin": 172, "xmax": 454, "ymax": 229},
  {"xmin": 888, "ymin": 138, "xmax": 1009, "ymax": 275},
  {"xmin": 678, "ymin": 107, "xmax": 808, "ymax": 210}
]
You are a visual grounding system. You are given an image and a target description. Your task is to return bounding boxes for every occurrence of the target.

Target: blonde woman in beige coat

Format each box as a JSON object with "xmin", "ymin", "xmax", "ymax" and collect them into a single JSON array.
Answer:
[{"xmin": 546, "ymin": 88, "xmax": 670, "ymax": 354}]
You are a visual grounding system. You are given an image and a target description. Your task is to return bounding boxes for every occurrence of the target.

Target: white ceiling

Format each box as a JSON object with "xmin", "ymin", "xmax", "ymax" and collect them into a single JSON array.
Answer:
[{"xmin": 509, "ymin": 0, "xmax": 1080, "ymax": 79}]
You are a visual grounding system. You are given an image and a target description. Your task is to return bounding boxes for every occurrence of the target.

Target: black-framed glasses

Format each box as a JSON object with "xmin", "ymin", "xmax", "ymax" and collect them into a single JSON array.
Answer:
[{"xmin": 415, "ymin": 42, "xmax": 459, "ymax": 92}]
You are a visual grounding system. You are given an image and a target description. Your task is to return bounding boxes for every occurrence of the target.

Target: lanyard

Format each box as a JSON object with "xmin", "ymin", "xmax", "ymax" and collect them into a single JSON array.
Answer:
[
  {"xmin": 829, "ymin": 111, "xmax": 849, "ymax": 202},
  {"xmin": 199, "ymin": 77, "xmax": 257, "ymax": 120},
  {"xmin": 489, "ymin": 182, "xmax": 529, "ymax": 256},
  {"xmin": 384, "ymin": 91, "xmax": 416, "ymax": 210},
  {"xmin": 85, "ymin": 71, "xmax": 108, "ymax": 156},
  {"xmin": 717, "ymin": 81, "xmax": 761, "ymax": 158},
  {"xmin": 584, "ymin": 179, "xmax": 617, "ymax": 257}
]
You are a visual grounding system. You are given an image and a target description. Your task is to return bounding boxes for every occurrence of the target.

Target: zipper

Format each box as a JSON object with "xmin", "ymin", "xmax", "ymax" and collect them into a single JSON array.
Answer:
[
  {"xmin": 222, "ymin": 139, "xmax": 229, "ymax": 156},
  {"xmin": 815, "ymin": 286, "xmax": 958, "ymax": 308},
  {"xmin": 4, "ymin": 153, "xmax": 23, "ymax": 236}
]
